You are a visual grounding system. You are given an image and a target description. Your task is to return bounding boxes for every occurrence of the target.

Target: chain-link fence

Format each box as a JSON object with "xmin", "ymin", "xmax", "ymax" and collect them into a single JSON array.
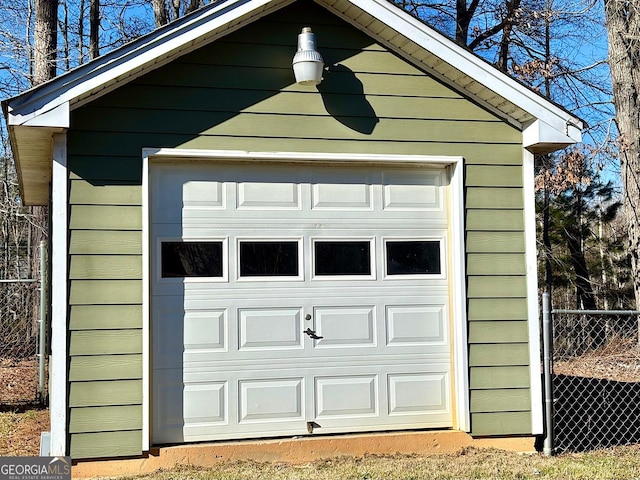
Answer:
[
  {"xmin": 0, "ymin": 278, "xmax": 43, "ymax": 405},
  {"xmin": 0, "ymin": 242, "xmax": 47, "ymax": 406},
  {"xmin": 550, "ymin": 307, "xmax": 640, "ymax": 452}
]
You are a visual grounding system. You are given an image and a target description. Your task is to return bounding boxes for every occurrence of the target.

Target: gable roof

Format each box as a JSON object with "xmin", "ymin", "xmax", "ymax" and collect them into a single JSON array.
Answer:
[{"xmin": 3, "ymin": 0, "xmax": 583, "ymax": 205}]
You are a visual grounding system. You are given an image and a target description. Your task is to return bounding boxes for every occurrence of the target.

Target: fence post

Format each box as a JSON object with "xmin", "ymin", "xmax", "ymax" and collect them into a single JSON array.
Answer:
[
  {"xmin": 542, "ymin": 292, "xmax": 554, "ymax": 456},
  {"xmin": 38, "ymin": 240, "xmax": 47, "ymax": 403}
]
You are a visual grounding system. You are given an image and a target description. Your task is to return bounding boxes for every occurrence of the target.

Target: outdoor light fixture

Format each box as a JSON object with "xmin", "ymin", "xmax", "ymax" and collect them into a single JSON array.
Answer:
[{"xmin": 292, "ymin": 27, "xmax": 324, "ymax": 86}]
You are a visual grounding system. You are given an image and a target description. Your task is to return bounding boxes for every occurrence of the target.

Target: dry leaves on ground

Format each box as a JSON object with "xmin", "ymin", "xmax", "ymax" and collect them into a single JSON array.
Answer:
[
  {"xmin": 0, "ymin": 357, "xmax": 39, "ymax": 404},
  {"xmin": 554, "ymin": 339, "xmax": 640, "ymax": 382}
]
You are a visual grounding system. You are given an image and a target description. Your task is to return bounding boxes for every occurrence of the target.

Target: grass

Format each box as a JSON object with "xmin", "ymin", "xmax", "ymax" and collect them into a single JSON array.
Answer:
[
  {"xmin": 0, "ymin": 407, "xmax": 49, "ymax": 456},
  {"xmin": 96, "ymin": 446, "xmax": 640, "ymax": 480}
]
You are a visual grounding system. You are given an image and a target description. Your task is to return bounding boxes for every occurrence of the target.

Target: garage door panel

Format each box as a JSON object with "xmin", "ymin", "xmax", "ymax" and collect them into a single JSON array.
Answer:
[
  {"xmin": 315, "ymin": 375, "xmax": 378, "ymax": 419},
  {"xmin": 382, "ymin": 170, "xmax": 444, "ymax": 211},
  {"xmin": 153, "ymin": 302, "xmax": 229, "ymax": 368},
  {"xmin": 184, "ymin": 382, "xmax": 227, "ymax": 425},
  {"xmin": 239, "ymin": 378, "xmax": 304, "ymax": 423},
  {"xmin": 388, "ymin": 373, "xmax": 449, "ymax": 415},
  {"xmin": 311, "ymin": 182, "xmax": 373, "ymax": 210},
  {"xmin": 151, "ymin": 165, "xmax": 226, "ymax": 223},
  {"xmin": 386, "ymin": 304, "xmax": 448, "ymax": 346},
  {"xmin": 313, "ymin": 306, "xmax": 376, "ymax": 347},
  {"xmin": 237, "ymin": 181, "xmax": 301, "ymax": 210},
  {"xmin": 238, "ymin": 308, "xmax": 303, "ymax": 350},
  {"xmin": 184, "ymin": 310, "xmax": 227, "ymax": 351}
]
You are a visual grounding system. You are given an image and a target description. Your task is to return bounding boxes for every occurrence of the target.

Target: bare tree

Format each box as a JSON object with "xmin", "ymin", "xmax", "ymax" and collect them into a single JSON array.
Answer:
[
  {"xmin": 605, "ymin": 0, "xmax": 640, "ymax": 309},
  {"xmin": 151, "ymin": 0, "xmax": 207, "ymax": 27}
]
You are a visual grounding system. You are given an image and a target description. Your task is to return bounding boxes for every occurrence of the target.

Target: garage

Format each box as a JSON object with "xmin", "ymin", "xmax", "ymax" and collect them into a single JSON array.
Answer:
[{"xmin": 150, "ymin": 159, "xmax": 453, "ymax": 444}]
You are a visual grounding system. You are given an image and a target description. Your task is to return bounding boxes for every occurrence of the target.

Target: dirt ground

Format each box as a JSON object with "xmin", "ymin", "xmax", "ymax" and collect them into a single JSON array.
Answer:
[
  {"xmin": 0, "ymin": 356, "xmax": 47, "ymax": 456},
  {"xmin": 0, "ymin": 357, "xmax": 39, "ymax": 405}
]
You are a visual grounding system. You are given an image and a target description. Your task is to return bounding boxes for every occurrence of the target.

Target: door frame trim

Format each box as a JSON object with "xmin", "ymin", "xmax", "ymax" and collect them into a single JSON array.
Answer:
[{"xmin": 141, "ymin": 148, "xmax": 469, "ymax": 451}]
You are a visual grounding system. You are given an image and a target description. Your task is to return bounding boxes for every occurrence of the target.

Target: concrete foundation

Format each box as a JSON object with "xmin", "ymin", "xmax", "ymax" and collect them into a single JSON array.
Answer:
[{"xmin": 72, "ymin": 431, "xmax": 537, "ymax": 478}]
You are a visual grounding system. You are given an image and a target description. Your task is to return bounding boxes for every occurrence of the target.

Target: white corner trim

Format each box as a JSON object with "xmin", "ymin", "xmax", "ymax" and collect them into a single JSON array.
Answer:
[
  {"xmin": 523, "ymin": 149, "xmax": 543, "ymax": 435},
  {"xmin": 449, "ymin": 158, "xmax": 470, "ymax": 432},
  {"xmin": 142, "ymin": 153, "xmax": 151, "ymax": 452},
  {"xmin": 50, "ymin": 133, "xmax": 68, "ymax": 456},
  {"xmin": 141, "ymin": 148, "xmax": 470, "ymax": 443}
]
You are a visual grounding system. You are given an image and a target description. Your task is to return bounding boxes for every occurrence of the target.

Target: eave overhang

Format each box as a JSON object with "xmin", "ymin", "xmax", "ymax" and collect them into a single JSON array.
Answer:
[{"xmin": 2, "ymin": 0, "xmax": 583, "ymax": 205}]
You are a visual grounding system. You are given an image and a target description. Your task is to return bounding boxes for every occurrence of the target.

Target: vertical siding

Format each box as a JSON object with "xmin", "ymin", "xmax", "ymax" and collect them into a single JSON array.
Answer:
[{"xmin": 66, "ymin": 0, "xmax": 528, "ymax": 458}]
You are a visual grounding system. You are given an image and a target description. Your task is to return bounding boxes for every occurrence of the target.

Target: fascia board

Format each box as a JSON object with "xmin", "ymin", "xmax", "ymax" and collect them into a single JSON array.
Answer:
[
  {"xmin": 329, "ymin": 0, "xmax": 583, "ymax": 141},
  {"xmin": 8, "ymin": 102, "xmax": 70, "ymax": 128},
  {"xmin": 5, "ymin": 0, "xmax": 290, "ymax": 127}
]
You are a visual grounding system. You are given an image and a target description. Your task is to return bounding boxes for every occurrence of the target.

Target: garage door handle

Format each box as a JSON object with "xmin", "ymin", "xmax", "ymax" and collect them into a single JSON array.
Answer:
[{"xmin": 304, "ymin": 328, "xmax": 323, "ymax": 340}]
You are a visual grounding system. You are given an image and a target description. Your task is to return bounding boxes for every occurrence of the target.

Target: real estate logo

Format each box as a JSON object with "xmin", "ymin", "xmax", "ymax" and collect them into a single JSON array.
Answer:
[{"xmin": 0, "ymin": 456, "xmax": 71, "ymax": 480}]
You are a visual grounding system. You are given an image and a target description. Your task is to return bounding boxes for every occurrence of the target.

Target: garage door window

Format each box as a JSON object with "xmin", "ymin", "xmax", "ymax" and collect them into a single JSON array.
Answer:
[
  {"xmin": 161, "ymin": 241, "xmax": 224, "ymax": 277},
  {"xmin": 385, "ymin": 240, "xmax": 441, "ymax": 275},
  {"xmin": 314, "ymin": 240, "xmax": 372, "ymax": 276},
  {"xmin": 240, "ymin": 241, "xmax": 299, "ymax": 277}
]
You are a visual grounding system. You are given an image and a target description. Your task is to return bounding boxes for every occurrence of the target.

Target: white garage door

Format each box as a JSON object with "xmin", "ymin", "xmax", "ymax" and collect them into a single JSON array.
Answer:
[{"xmin": 150, "ymin": 161, "xmax": 452, "ymax": 444}]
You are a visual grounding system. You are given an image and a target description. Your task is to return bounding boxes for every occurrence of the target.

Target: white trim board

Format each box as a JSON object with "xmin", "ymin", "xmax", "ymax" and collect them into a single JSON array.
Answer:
[
  {"xmin": 50, "ymin": 133, "xmax": 68, "ymax": 456},
  {"xmin": 141, "ymin": 148, "xmax": 470, "ymax": 450},
  {"xmin": 523, "ymin": 149, "xmax": 543, "ymax": 435}
]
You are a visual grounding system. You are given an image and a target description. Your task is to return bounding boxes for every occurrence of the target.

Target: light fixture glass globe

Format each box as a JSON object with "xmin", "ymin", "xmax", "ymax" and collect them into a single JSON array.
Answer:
[{"xmin": 292, "ymin": 27, "xmax": 324, "ymax": 85}]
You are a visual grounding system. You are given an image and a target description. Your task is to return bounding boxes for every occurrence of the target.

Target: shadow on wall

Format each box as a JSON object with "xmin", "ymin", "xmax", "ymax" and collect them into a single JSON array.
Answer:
[
  {"xmin": 552, "ymin": 374, "xmax": 640, "ymax": 452},
  {"xmin": 317, "ymin": 63, "xmax": 379, "ymax": 134}
]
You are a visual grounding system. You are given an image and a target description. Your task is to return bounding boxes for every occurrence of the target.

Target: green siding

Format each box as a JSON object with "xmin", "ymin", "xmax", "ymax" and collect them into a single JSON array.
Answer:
[
  {"xmin": 465, "ymin": 188, "xmax": 524, "ymax": 209},
  {"xmin": 69, "ymin": 206, "xmax": 142, "ymax": 230},
  {"xmin": 469, "ymin": 344, "xmax": 530, "ymax": 367},
  {"xmin": 69, "ymin": 230, "xmax": 141, "ymax": 255},
  {"xmin": 69, "ymin": 330, "xmax": 142, "ymax": 356},
  {"xmin": 69, "ymin": 305, "xmax": 142, "ymax": 330},
  {"xmin": 65, "ymin": 0, "xmax": 532, "ymax": 458},
  {"xmin": 471, "ymin": 412, "xmax": 533, "ymax": 436},
  {"xmin": 467, "ymin": 254, "xmax": 526, "ymax": 275},
  {"xmin": 468, "ymin": 298, "xmax": 528, "ymax": 321},
  {"xmin": 69, "ymin": 405, "xmax": 142, "ymax": 434},
  {"xmin": 69, "ymin": 380, "xmax": 142, "ymax": 407},
  {"xmin": 470, "ymin": 389, "xmax": 531, "ymax": 413},
  {"xmin": 70, "ymin": 255, "xmax": 141, "ymax": 280},
  {"xmin": 468, "ymin": 321, "xmax": 529, "ymax": 343},
  {"xmin": 466, "ymin": 232, "xmax": 525, "ymax": 253},
  {"xmin": 470, "ymin": 366, "xmax": 531, "ymax": 389},
  {"xmin": 70, "ymin": 431, "xmax": 142, "ymax": 459},
  {"xmin": 69, "ymin": 280, "xmax": 142, "ymax": 305},
  {"xmin": 69, "ymin": 355, "xmax": 142, "ymax": 382}
]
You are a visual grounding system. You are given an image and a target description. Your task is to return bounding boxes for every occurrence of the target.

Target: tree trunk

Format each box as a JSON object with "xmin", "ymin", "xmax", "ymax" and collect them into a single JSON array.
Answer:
[
  {"xmin": 605, "ymin": 0, "xmax": 640, "ymax": 309},
  {"xmin": 153, "ymin": 0, "xmax": 169, "ymax": 27},
  {"xmin": 90, "ymin": 0, "xmax": 99, "ymax": 59},
  {"xmin": 33, "ymin": 0, "xmax": 58, "ymax": 84},
  {"xmin": 31, "ymin": 0, "xmax": 57, "ymax": 282}
]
